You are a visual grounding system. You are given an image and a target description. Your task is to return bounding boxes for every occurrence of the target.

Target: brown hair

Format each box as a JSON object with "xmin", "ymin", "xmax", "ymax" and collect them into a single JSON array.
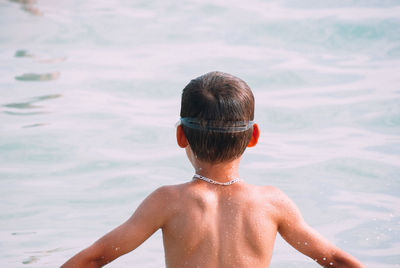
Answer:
[{"xmin": 180, "ymin": 71, "xmax": 255, "ymax": 163}]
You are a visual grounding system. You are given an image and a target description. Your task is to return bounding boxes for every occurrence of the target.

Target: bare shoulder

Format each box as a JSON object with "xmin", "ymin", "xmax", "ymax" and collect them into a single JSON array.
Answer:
[
  {"xmin": 247, "ymin": 185, "xmax": 296, "ymax": 218},
  {"xmin": 149, "ymin": 182, "xmax": 192, "ymax": 206},
  {"xmin": 257, "ymin": 185, "xmax": 283, "ymax": 195},
  {"xmin": 249, "ymin": 184, "xmax": 288, "ymax": 203},
  {"xmin": 152, "ymin": 184, "xmax": 181, "ymax": 196},
  {"xmin": 160, "ymin": 181, "xmax": 194, "ymax": 193},
  {"xmin": 258, "ymin": 185, "xmax": 292, "ymax": 204}
]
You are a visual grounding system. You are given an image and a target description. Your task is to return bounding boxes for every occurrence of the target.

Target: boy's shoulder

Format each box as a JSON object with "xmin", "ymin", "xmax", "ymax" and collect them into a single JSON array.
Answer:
[
  {"xmin": 244, "ymin": 184, "xmax": 293, "ymax": 208},
  {"xmin": 152, "ymin": 182, "xmax": 190, "ymax": 195},
  {"xmin": 147, "ymin": 182, "xmax": 294, "ymax": 226},
  {"xmin": 151, "ymin": 181, "xmax": 289, "ymax": 207},
  {"xmin": 146, "ymin": 182, "xmax": 192, "ymax": 204}
]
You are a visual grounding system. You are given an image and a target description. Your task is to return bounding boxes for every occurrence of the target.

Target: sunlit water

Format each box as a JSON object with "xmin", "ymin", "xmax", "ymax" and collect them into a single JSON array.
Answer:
[{"xmin": 1, "ymin": 0, "xmax": 400, "ymax": 267}]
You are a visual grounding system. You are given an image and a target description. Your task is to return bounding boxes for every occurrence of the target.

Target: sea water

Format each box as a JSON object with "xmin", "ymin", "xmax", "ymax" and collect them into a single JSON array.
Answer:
[{"xmin": 0, "ymin": 0, "xmax": 399, "ymax": 267}]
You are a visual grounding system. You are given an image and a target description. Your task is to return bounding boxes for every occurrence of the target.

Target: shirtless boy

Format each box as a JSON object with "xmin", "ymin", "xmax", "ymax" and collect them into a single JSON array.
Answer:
[{"xmin": 62, "ymin": 71, "xmax": 364, "ymax": 268}]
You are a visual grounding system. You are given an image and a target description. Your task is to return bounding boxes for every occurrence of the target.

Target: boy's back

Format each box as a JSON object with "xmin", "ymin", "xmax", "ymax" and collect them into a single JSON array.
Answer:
[
  {"xmin": 61, "ymin": 71, "xmax": 363, "ymax": 268},
  {"xmin": 162, "ymin": 181, "xmax": 278, "ymax": 267}
]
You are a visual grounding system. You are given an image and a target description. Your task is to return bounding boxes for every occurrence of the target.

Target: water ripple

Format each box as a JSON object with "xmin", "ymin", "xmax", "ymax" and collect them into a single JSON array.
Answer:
[{"xmin": 15, "ymin": 72, "xmax": 60, "ymax": 82}]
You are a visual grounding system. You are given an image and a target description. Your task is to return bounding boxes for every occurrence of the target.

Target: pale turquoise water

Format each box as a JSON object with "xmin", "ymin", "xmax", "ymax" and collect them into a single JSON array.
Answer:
[{"xmin": 1, "ymin": 0, "xmax": 400, "ymax": 267}]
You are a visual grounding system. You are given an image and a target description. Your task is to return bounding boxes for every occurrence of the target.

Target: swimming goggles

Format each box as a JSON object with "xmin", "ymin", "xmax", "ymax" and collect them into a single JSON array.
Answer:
[{"xmin": 179, "ymin": 117, "xmax": 254, "ymax": 133}]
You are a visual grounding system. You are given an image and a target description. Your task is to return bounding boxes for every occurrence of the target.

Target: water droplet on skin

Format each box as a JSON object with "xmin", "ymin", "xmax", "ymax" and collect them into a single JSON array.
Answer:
[{"xmin": 329, "ymin": 262, "xmax": 333, "ymax": 266}]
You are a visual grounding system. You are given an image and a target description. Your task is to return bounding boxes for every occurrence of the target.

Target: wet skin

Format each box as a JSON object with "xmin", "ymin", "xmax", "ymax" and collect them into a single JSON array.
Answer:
[
  {"xmin": 61, "ymin": 124, "xmax": 364, "ymax": 268},
  {"xmin": 61, "ymin": 179, "xmax": 364, "ymax": 268},
  {"xmin": 161, "ymin": 181, "xmax": 279, "ymax": 267}
]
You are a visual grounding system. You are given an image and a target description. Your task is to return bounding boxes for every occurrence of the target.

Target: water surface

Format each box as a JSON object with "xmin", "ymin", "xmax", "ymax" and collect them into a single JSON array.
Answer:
[{"xmin": 0, "ymin": 0, "xmax": 399, "ymax": 267}]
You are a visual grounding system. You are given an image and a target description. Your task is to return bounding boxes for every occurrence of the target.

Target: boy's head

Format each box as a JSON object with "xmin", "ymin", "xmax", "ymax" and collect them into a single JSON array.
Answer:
[{"xmin": 179, "ymin": 71, "xmax": 256, "ymax": 163}]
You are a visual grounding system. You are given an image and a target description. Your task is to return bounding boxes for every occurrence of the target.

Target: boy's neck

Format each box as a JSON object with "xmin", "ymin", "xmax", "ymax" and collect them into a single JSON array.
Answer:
[{"xmin": 192, "ymin": 157, "xmax": 242, "ymax": 183}]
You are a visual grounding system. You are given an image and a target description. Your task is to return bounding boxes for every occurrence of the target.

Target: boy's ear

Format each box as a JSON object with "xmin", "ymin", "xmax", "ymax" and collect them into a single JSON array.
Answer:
[
  {"xmin": 176, "ymin": 125, "xmax": 189, "ymax": 148},
  {"xmin": 247, "ymin": 123, "xmax": 260, "ymax": 147}
]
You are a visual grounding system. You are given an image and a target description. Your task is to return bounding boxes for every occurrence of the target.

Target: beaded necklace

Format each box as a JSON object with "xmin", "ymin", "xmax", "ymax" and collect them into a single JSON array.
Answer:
[{"xmin": 192, "ymin": 174, "xmax": 241, "ymax": 186}]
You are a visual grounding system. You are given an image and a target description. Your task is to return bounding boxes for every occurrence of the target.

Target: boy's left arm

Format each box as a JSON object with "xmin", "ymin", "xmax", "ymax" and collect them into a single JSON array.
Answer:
[
  {"xmin": 273, "ymin": 188, "xmax": 365, "ymax": 268},
  {"xmin": 61, "ymin": 186, "xmax": 173, "ymax": 268}
]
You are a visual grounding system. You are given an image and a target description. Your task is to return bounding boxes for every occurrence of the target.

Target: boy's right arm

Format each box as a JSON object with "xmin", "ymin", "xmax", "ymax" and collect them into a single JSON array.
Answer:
[
  {"xmin": 272, "ymin": 188, "xmax": 365, "ymax": 268},
  {"xmin": 61, "ymin": 186, "xmax": 173, "ymax": 268}
]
